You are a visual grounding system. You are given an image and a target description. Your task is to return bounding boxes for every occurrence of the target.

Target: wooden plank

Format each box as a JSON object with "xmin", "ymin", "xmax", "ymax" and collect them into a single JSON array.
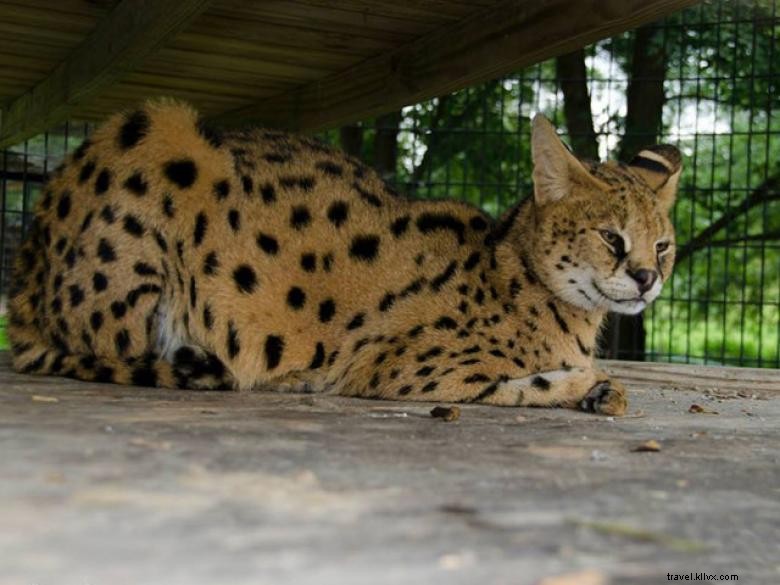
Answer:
[
  {"xmin": 1, "ymin": 349, "xmax": 779, "ymax": 584},
  {"xmin": 0, "ymin": 0, "xmax": 214, "ymax": 149},
  {"xmin": 215, "ymin": 0, "xmax": 701, "ymax": 131},
  {"xmin": 599, "ymin": 359, "xmax": 780, "ymax": 396}
]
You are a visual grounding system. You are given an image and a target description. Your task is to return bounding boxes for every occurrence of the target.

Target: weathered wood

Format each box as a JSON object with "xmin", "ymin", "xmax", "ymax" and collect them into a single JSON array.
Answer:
[
  {"xmin": 1, "ymin": 351, "xmax": 778, "ymax": 584},
  {"xmin": 215, "ymin": 0, "xmax": 701, "ymax": 131},
  {"xmin": 599, "ymin": 359, "xmax": 780, "ymax": 396},
  {"xmin": 0, "ymin": 0, "xmax": 214, "ymax": 148}
]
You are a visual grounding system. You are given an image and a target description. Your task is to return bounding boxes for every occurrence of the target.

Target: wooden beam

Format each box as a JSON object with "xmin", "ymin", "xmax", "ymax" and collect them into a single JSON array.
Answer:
[
  {"xmin": 215, "ymin": 0, "xmax": 701, "ymax": 131},
  {"xmin": 0, "ymin": 0, "xmax": 214, "ymax": 149}
]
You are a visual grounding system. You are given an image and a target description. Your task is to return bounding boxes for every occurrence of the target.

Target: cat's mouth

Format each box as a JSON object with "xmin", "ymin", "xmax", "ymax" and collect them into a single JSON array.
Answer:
[{"xmin": 591, "ymin": 280, "xmax": 643, "ymax": 305}]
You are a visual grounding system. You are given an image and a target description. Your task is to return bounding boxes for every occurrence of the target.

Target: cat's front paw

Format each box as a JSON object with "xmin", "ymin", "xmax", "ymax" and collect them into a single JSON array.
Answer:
[{"xmin": 580, "ymin": 379, "xmax": 627, "ymax": 416}]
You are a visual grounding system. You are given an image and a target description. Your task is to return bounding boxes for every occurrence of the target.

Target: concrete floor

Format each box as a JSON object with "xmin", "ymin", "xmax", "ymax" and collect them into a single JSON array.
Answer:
[{"xmin": 1, "ymin": 353, "xmax": 779, "ymax": 585}]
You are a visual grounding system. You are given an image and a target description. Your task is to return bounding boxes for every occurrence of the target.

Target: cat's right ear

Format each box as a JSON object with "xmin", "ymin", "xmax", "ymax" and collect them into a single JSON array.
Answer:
[
  {"xmin": 629, "ymin": 145, "xmax": 682, "ymax": 212},
  {"xmin": 531, "ymin": 114, "xmax": 607, "ymax": 205}
]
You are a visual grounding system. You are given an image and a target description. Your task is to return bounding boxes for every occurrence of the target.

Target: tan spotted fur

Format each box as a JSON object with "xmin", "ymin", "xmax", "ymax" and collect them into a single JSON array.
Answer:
[{"xmin": 8, "ymin": 101, "xmax": 681, "ymax": 414}]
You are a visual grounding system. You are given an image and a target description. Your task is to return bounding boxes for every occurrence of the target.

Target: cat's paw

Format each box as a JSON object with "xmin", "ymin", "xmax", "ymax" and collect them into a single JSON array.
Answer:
[{"xmin": 580, "ymin": 379, "xmax": 628, "ymax": 416}]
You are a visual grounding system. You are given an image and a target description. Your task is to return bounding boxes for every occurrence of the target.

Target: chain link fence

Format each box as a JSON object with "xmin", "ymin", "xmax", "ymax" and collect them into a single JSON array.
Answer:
[{"xmin": 1, "ymin": 0, "xmax": 777, "ymax": 366}]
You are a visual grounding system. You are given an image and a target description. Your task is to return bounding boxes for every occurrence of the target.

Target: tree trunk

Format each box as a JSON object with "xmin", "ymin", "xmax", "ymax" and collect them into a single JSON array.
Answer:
[
  {"xmin": 339, "ymin": 125, "xmax": 363, "ymax": 158},
  {"xmin": 555, "ymin": 49, "xmax": 599, "ymax": 160},
  {"xmin": 374, "ymin": 111, "xmax": 401, "ymax": 183},
  {"xmin": 619, "ymin": 24, "xmax": 667, "ymax": 161}
]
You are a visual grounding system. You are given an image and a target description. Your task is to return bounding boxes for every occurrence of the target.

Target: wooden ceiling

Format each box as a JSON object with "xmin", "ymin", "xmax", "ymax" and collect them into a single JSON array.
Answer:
[{"xmin": 0, "ymin": 0, "xmax": 699, "ymax": 148}]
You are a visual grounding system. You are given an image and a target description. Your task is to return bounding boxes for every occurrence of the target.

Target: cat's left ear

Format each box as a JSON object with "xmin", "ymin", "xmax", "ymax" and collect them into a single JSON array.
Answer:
[{"xmin": 629, "ymin": 145, "xmax": 682, "ymax": 211}]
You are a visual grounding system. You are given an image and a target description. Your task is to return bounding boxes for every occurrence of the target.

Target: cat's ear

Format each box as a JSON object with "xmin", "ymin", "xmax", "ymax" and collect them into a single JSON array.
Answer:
[
  {"xmin": 531, "ymin": 114, "xmax": 607, "ymax": 205},
  {"xmin": 629, "ymin": 145, "xmax": 682, "ymax": 211}
]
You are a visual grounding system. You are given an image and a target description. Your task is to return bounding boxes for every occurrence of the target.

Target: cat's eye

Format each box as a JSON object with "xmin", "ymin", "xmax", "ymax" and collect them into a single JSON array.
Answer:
[
  {"xmin": 656, "ymin": 241, "xmax": 671, "ymax": 254},
  {"xmin": 599, "ymin": 230, "xmax": 622, "ymax": 247}
]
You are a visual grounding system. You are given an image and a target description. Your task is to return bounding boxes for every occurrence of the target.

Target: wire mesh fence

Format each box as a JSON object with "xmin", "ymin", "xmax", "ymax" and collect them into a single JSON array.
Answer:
[{"xmin": 0, "ymin": 0, "xmax": 777, "ymax": 367}]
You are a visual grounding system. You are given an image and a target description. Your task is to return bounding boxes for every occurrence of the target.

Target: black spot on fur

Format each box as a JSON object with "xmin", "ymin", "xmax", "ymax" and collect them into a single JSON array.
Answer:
[
  {"xmin": 398, "ymin": 385, "xmax": 413, "ymax": 396},
  {"xmin": 67, "ymin": 284, "xmax": 84, "ymax": 308},
  {"xmin": 90, "ymin": 311, "xmax": 103, "ymax": 332},
  {"xmin": 92, "ymin": 272, "xmax": 108, "ymax": 292},
  {"xmin": 346, "ymin": 313, "xmax": 365, "ymax": 330},
  {"xmin": 290, "ymin": 206, "xmax": 311, "ymax": 230},
  {"xmin": 203, "ymin": 304, "xmax": 214, "ymax": 330},
  {"xmin": 379, "ymin": 293, "xmax": 396, "ymax": 312},
  {"xmin": 521, "ymin": 255, "xmax": 538, "ymax": 285},
  {"xmin": 435, "ymin": 316, "xmax": 458, "ymax": 330},
  {"xmin": 463, "ymin": 252, "xmax": 481, "ymax": 271},
  {"xmin": 421, "ymin": 380, "xmax": 439, "ymax": 393},
  {"xmin": 280, "ymin": 176, "xmax": 315, "ymax": 191},
  {"xmin": 309, "ymin": 342, "xmax": 325, "ymax": 369},
  {"xmin": 287, "ymin": 286, "xmax": 306, "ymax": 309},
  {"xmin": 327, "ymin": 200, "xmax": 349, "ymax": 227},
  {"xmin": 189, "ymin": 277, "xmax": 198, "ymax": 308},
  {"xmin": 79, "ymin": 211, "xmax": 94, "ymax": 233},
  {"xmin": 300, "ymin": 253, "xmax": 316, "ymax": 272},
  {"xmin": 227, "ymin": 321, "xmax": 240, "ymax": 359},
  {"xmin": 576, "ymin": 335, "xmax": 591, "ymax": 356},
  {"xmin": 260, "ymin": 183, "xmax": 276, "ymax": 204},
  {"xmin": 64, "ymin": 247, "xmax": 76, "ymax": 268},
  {"xmin": 99, "ymin": 204, "xmax": 116, "ymax": 224},
  {"xmin": 416, "ymin": 213, "xmax": 465, "ymax": 244},
  {"xmin": 122, "ymin": 172, "xmax": 148, "ymax": 197},
  {"xmin": 316, "ymin": 161, "xmax": 343, "ymax": 176},
  {"xmin": 110, "ymin": 301, "xmax": 127, "ymax": 319},
  {"xmin": 153, "ymin": 231, "xmax": 168, "ymax": 253},
  {"xmin": 390, "ymin": 216, "xmax": 410, "ymax": 237},
  {"xmin": 430, "ymin": 261, "xmax": 458, "ymax": 291},
  {"xmin": 469, "ymin": 216, "xmax": 489, "ymax": 231},
  {"xmin": 318, "ymin": 299, "xmax": 336, "ymax": 323},
  {"xmin": 193, "ymin": 212, "xmax": 208, "ymax": 246},
  {"xmin": 56, "ymin": 191, "xmax": 71, "ymax": 219},
  {"xmin": 22, "ymin": 351, "xmax": 49, "ymax": 374},
  {"xmin": 416, "ymin": 347, "xmax": 442, "ymax": 362},
  {"xmin": 132, "ymin": 365, "xmax": 158, "ymax": 388},
  {"xmin": 532, "ymin": 376, "xmax": 551, "ymax": 390},
  {"xmin": 156, "ymin": 189, "xmax": 173, "ymax": 214},
  {"xmin": 164, "ymin": 159, "xmax": 197, "ymax": 188},
  {"xmin": 126, "ymin": 284, "xmax": 161, "ymax": 307},
  {"xmin": 547, "ymin": 301, "xmax": 570, "ymax": 334},
  {"xmin": 228, "ymin": 209, "xmax": 240, "ymax": 232},
  {"xmin": 353, "ymin": 182, "xmax": 382, "ymax": 207},
  {"xmin": 94, "ymin": 366, "xmax": 115, "ymax": 383},
  {"xmin": 474, "ymin": 382, "xmax": 500, "ymax": 402},
  {"xmin": 73, "ymin": 139, "xmax": 91, "ymax": 161},
  {"xmin": 322, "ymin": 253, "xmax": 334, "ymax": 272},
  {"xmin": 94, "ymin": 169, "xmax": 112, "ymax": 195},
  {"xmin": 115, "ymin": 329, "xmax": 131, "ymax": 355},
  {"xmin": 133, "ymin": 262, "xmax": 157, "ymax": 276},
  {"xmin": 264, "ymin": 153, "xmax": 291, "ymax": 164},
  {"xmin": 256, "ymin": 233, "xmax": 279, "ymax": 255},
  {"xmin": 233, "ymin": 264, "xmax": 257, "ymax": 293},
  {"xmin": 416, "ymin": 365, "xmax": 435, "ymax": 377},
  {"xmin": 203, "ymin": 252, "xmax": 219, "ymax": 275},
  {"xmin": 97, "ymin": 239, "xmax": 116, "ymax": 263},
  {"xmin": 349, "ymin": 234, "xmax": 380, "ymax": 262},
  {"xmin": 214, "ymin": 179, "xmax": 230, "ymax": 200},
  {"xmin": 79, "ymin": 161, "xmax": 96, "ymax": 184},
  {"xmin": 465, "ymin": 373, "xmax": 490, "ymax": 384},
  {"xmin": 242, "ymin": 175, "xmax": 253, "ymax": 195},
  {"xmin": 119, "ymin": 110, "xmax": 150, "ymax": 149},
  {"xmin": 264, "ymin": 335, "xmax": 284, "ymax": 370},
  {"xmin": 123, "ymin": 214, "xmax": 145, "ymax": 237}
]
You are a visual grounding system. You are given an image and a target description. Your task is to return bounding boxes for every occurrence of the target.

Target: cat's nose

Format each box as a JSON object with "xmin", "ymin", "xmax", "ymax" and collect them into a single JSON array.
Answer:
[{"xmin": 628, "ymin": 269, "xmax": 658, "ymax": 295}]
